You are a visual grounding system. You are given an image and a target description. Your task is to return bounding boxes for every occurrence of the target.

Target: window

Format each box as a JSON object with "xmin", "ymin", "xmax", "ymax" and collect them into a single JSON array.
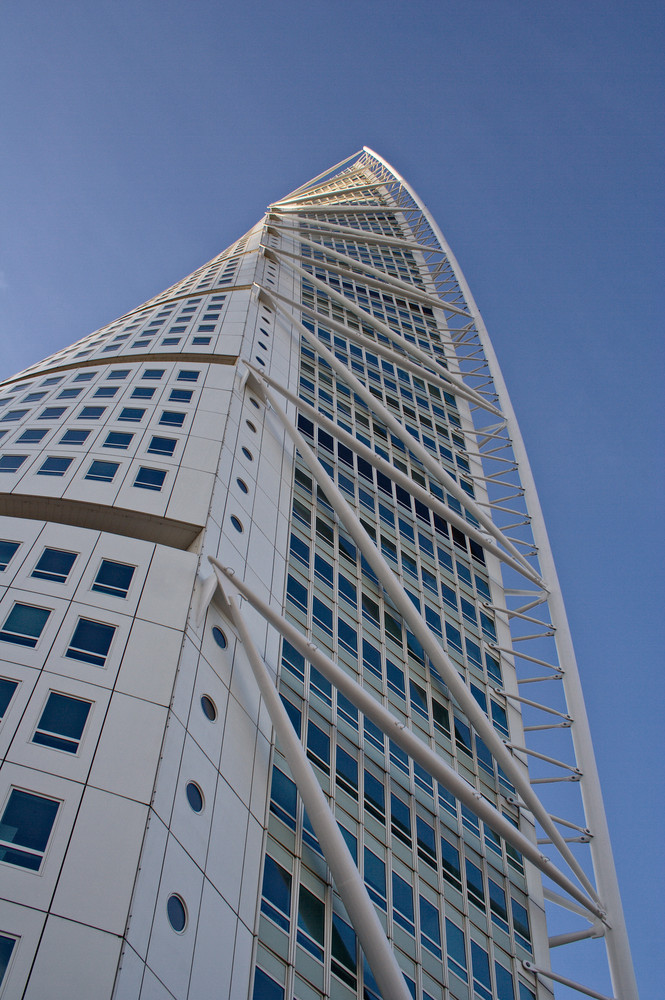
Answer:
[
  {"xmin": 159, "ymin": 410, "xmax": 185, "ymax": 427},
  {"xmin": 65, "ymin": 618, "xmax": 115, "ymax": 666},
  {"xmin": 142, "ymin": 369, "xmax": 164, "ymax": 380},
  {"xmin": 297, "ymin": 884, "xmax": 324, "ymax": 960},
  {"xmin": 169, "ymin": 389, "xmax": 192, "ymax": 402},
  {"xmin": 118, "ymin": 407, "xmax": 145, "ymax": 422},
  {"xmin": 37, "ymin": 457, "xmax": 72, "ymax": 477},
  {"xmin": 0, "ymin": 678, "xmax": 19, "ymax": 720},
  {"xmin": 0, "ymin": 789, "xmax": 59, "ymax": 870},
  {"xmin": 78, "ymin": 406, "xmax": 105, "ymax": 420},
  {"xmin": 0, "ymin": 455, "xmax": 27, "ymax": 473},
  {"xmin": 177, "ymin": 369, "xmax": 199, "ymax": 382},
  {"xmin": 261, "ymin": 855, "xmax": 291, "ymax": 932},
  {"xmin": 0, "ymin": 541, "xmax": 20, "ymax": 571},
  {"xmin": 56, "ymin": 389, "xmax": 81, "ymax": 399},
  {"xmin": 0, "ymin": 933, "xmax": 16, "ymax": 986},
  {"xmin": 185, "ymin": 782, "xmax": 204, "ymax": 812},
  {"xmin": 107, "ymin": 369, "xmax": 129, "ymax": 380},
  {"xmin": 270, "ymin": 766, "xmax": 297, "ymax": 830},
  {"xmin": 252, "ymin": 969, "xmax": 284, "ymax": 1000},
  {"xmin": 131, "ymin": 387, "xmax": 155, "ymax": 399},
  {"xmin": 0, "ymin": 604, "xmax": 50, "ymax": 647},
  {"xmin": 134, "ymin": 467, "xmax": 166, "ymax": 491},
  {"xmin": 147, "ymin": 436, "xmax": 176, "ymax": 456},
  {"xmin": 103, "ymin": 431, "xmax": 133, "ymax": 449},
  {"xmin": 31, "ymin": 548, "xmax": 77, "ymax": 583},
  {"xmin": 60, "ymin": 429, "xmax": 89, "ymax": 445},
  {"xmin": 32, "ymin": 693, "xmax": 91, "ymax": 753},
  {"xmin": 85, "ymin": 460, "xmax": 119, "ymax": 483},
  {"xmin": 419, "ymin": 895, "xmax": 442, "ymax": 959},
  {"xmin": 93, "ymin": 386, "xmax": 118, "ymax": 398},
  {"xmin": 166, "ymin": 894, "xmax": 187, "ymax": 932},
  {"xmin": 392, "ymin": 871, "xmax": 415, "ymax": 934},
  {"xmin": 92, "ymin": 559, "xmax": 134, "ymax": 598},
  {"xmin": 1, "ymin": 410, "xmax": 28, "ymax": 423},
  {"xmin": 38, "ymin": 407, "xmax": 66, "ymax": 420},
  {"xmin": 331, "ymin": 912, "xmax": 357, "ymax": 988},
  {"xmin": 18, "ymin": 428, "xmax": 48, "ymax": 443}
]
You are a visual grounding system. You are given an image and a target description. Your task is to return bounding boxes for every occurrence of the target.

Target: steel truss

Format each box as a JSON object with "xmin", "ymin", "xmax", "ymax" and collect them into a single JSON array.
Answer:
[{"xmin": 205, "ymin": 150, "xmax": 636, "ymax": 999}]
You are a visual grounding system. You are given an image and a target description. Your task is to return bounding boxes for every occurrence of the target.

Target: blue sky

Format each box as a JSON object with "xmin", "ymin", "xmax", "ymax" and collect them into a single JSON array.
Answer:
[{"xmin": 1, "ymin": 1, "xmax": 662, "ymax": 996}]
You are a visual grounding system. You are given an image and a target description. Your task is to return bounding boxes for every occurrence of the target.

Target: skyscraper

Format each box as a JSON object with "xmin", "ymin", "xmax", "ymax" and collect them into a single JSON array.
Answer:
[{"xmin": 0, "ymin": 149, "xmax": 635, "ymax": 1000}]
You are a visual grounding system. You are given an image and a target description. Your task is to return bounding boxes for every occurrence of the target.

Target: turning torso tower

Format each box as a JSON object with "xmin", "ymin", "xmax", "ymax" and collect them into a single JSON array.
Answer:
[{"xmin": 0, "ymin": 150, "xmax": 635, "ymax": 1000}]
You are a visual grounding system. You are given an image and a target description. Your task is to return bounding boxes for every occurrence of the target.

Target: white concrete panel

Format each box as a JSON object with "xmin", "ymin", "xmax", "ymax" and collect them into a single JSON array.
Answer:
[
  {"xmin": 115, "ymin": 620, "xmax": 182, "ymax": 706},
  {"xmin": 0, "ymin": 662, "xmax": 39, "ymax": 759},
  {"xmin": 238, "ymin": 812, "xmax": 264, "ymax": 930},
  {"xmin": 23, "ymin": 916, "xmax": 122, "ymax": 1000},
  {"xmin": 229, "ymin": 918, "xmax": 254, "ymax": 999},
  {"xmin": 187, "ymin": 879, "xmax": 237, "ymax": 999},
  {"xmin": 166, "ymin": 468, "xmax": 214, "ymax": 526},
  {"xmin": 204, "ymin": 776, "xmax": 248, "ymax": 911},
  {"xmin": 149, "ymin": 715, "xmax": 186, "ymax": 828},
  {"xmin": 138, "ymin": 548, "xmax": 197, "ymax": 630},
  {"xmin": 138, "ymin": 967, "xmax": 177, "ymax": 1000},
  {"xmin": 89, "ymin": 693, "xmax": 168, "ymax": 802},
  {"xmin": 51, "ymin": 787, "xmax": 148, "ymax": 934},
  {"xmin": 186, "ymin": 659, "xmax": 228, "ymax": 769},
  {"xmin": 111, "ymin": 942, "xmax": 146, "ymax": 1000},
  {"xmin": 169, "ymin": 637, "xmax": 200, "ymax": 729},
  {"xmin": 0, "ymin": 899, "xmax": 47, "ymax": 1000},
  {"xmin": 181, "ymin": 435, "xmax": 222, "ymax": 474},
  {"xmin": 219, "ymin": 692, "xmax": 257, "ymax": 801},
  {"xmin": 124, "ymin": 814, "xmax": 168, "ymax": 961},
  {"xmin": 165, "ymin": 734, "xmax": 218, "ymax": 871}
]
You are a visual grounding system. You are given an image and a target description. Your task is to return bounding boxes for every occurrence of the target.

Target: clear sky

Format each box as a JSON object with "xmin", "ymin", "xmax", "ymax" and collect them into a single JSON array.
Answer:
[{"xmin": 1, "ymin": 2, "xmax": 662, "ymax": 997}]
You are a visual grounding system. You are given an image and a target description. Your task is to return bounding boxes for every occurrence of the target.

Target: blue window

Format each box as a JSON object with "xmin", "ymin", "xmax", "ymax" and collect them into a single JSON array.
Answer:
[
  {"xmin": 159, "ymin": 410, "xmax": 185, "ymax": 427},
  {"xmin": 32, "ymin": 693, "xmax": 91, "ymax": 753},
  {"xmin": 192, "ymin": 336, "xmax": 210, "ymax": 345},
  {"xmin": 364, "ymin": 770, "xmax": 385, "ymax": 821},
  {"xmin": 169, "ymin": 389, "xmax": 193, "ymax": 402},
  {"xmin": 1, "ymin": 410, "xmax": 28, "ymax": 422},
  {"xmin": 260, "ymin": 855, "xmax": 291, "ymax": 931},
  {"xmin": 495, "ymin": 963, "xmax": 515, "ymax": 1000},
  {"xmin": 0, "ymin": 678, "xmax": 19, "ymax": 720},
  {"xmin": 335, "ymin": 746, "xmax": 358, "ymax": 799},
  {"xmin": 466, "ymin": 858, "xmax": 485, "ymax": 908},
  {"xmin": 312, "ymin": 596, "xmax": 333, "ymax": 635},
  {"xmin": 147, "ymin": 436, "xmax": 176, "ymax": 456},
  {"xmin": 85, "ymin": 460, "xmax": 119, "ymax": 483},
  {"xmin": 60, "ymin": 429, "xmax": 89, "ymax": 445},
  {"xmin": 0, "ymin": 604, "xmax": 50, "ymax": 647},
  {"xmin": 511, "ymin": 898, "xmax": 532, "ymax": 951},
  {"xmin": 134, "ymin": 467, "xmax": 166, "ymax": 491},
  {"xmin": 0, "ymin": 541, "xmax": 20, "ymax": 570},
  {"xmin": 23, "ymin": 392, "xmax": 47, "ymax": 402},
  {"xmin": 37, "ymin": 457, "xmax": 72, "ymax": 476},
  {"xmin": 107, "ymin": 369, "xmax": 129, "ymax": 380},
  {"xmin": 57, "ymin": 388, "xmax": 81, "ymax": 399},
  {"xmin": 269, "ymin": 766, "xmax": 297, "ymax": 830},
  {"xmin": 118, "ymin": 407, "xmax": 145, "ymax": 422},
  {"xmin": 131, "ymin": 387, "xmax": 155, "ymax": 399},
  {"xmin": 103, "ymin": 432, "xmax": 133, "ymax": 449},
  {"xmin": 0, "ymin": 789, "xmax": 59, "ymax": 871},
  {"xmin": 18, "ymin": 428, "xmax": 48, "ymax": 443},
  {"xmin": 74, "ymin": 372, "xmax": 95, "ymax": 382},
  {"xmin": 337, "ymin": 618, "xmax": 357, "ymax": 655},
  {"xmin": 297, "ymin": 884, "xmax": 324, "ymax": 960},
  {"xmin": 38, "ymin": 407, "xmax": 66, "ymax": 420},
  {"xmin": 392, "ymin": 871, "xmax": 415, "ymax": 934},
  {"xmin": 446, "ymin": 918, "xmax": 468, "ymax": 983},
  {"xmin": 142, "ymin": 369, "xmax": 165, "ymax": 380},
  {"xmin": 252, "ymin": 969, "xmax": 284, "ymax": 1000},
  {"xmin": 306, "ymin": 721, "xmax": 330, "ymax": 774},
  {"xmin": 177, "ymin": 369, "xmax": 199, "ymax": 382},
  {"xmin": 66, "ymin": 618, "xmax": 115, "ymax": 666},
  {"xmin": 78, "ymin": 406, "xmax": 105, "ymax": 419},
  {"xmin": 363, "ymin": 847, "xmax": 386, "ymax": 908},
  {"xmin": 32, "ymin": 548, "xmax": 76, "ymax": 583},
  {"xmin": 286, "ymin": 575, "xmax": 308, "ymax": 613},
  {"xmin": 92, "ymin": 559, "xmax": 135, "ymax": 598},
  {"xmin": 390, "ymin": 792, "xmax": 411, "ymax": 846},
  {"xmin": 331, "ymin": 913, "xmax": 356, "ymax": 988},
  {"xmin": 419, "ymin": 895, "xmax": 442, "ymax": 958},
  {"xmin": 93, "ymin": 386, "xmax": 118, "ymax": 398},
  {"xmin": 0, "ymin": 455, "xmax": 27, "ymax": 473}
]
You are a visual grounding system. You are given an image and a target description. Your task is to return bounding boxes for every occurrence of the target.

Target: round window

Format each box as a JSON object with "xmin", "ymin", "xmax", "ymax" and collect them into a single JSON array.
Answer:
[
  {"xmin": 230, "ymin": 515, "xmax": 243, "ymax": 533},
  {"xmin": 246, "ymin": 420, "xmax": 256, "ymax": 433},
  {"xmin": 185, "ymin": 782, "xmax": 204, "ymax": 813},
  {"xmin": 200, "ymin": 695, "xmax": 217, "ymax": 721},
  {"xmin": 167, "ymin": 894, "xmax": 187, "ymax": 933},
  {"xmin": 236, "ymin": 478, "xmax": 249, "ymax": 494},
  {"xmin": 249, "ymin": 397, "xmax": 260, "ymax": 409},
  {"xmin": 241, "ymin": 446, "xmax": 253, "ymax": 461},
  {"xmin": 212, "ymin": 626, "xmax": 227, "ymax": 648}
]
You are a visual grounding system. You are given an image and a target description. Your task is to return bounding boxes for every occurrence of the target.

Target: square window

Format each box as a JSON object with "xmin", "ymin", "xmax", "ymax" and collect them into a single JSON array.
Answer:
[
  {"xmin": 66, "ymin": 618, "xmax": 115, "ymax": 666},
  {"xmin": 18, "ymin": 429, "xmax": 48, "ymax": 444},
  {"xmin": 103, "ymin": 432, "xmax": 133, "ymax": 450},
  {"xmin": 169, "ymin": 389, "xmax": 192, "ymax": 402},
  {"xmin": 43, "ymin": 376, "xmax": 64, "ymax": 385},
  {"xmin": 0, "ymin": 455, "xmax": 27, "ymax": 473},
  {"xmin": 74, "ymin": 372, "xmax": 95, "ymax": 382},
  {"xmin": 93, "ymin": 386, "xmax": 119, "ymax": 398},
  {"xmin": 0, "ymin": 541, "xmax": 20, "ymax": 571},
  {"xmin": 57, "ymin": 388, "xmax": 81, "ymax": 399},
  {"xmin": 147, "ymin": 436, "xmax": 176, "ymax": 456},
  {"xmin": 107, "ymin": 370, "xmax": 129, "ymax": 380},
  {"xmin": 92, "ymin": 559, "xmax": 135, "ymax": 598},
  {"xmin": 32, "ymin": 692, "xmax": 91, "ymax": 753},
  {"xmin": 1, "ymin": 410, "xmax": 28, "ymax": 423},
  {"xmin": 118, "ymin": 407, "xmax": 145, "ymax": 422},
  {"xmin": 37, "ymin": 456, "xmax": 73, "ymax": 477},
  {"xmin": 177, "ymin": 370, "xmax": 200, "ymax": 382},
  {"xmin": 85, "ymin": 460, "xmax": 119, "ymax": 483},
  {"xmin": 159, "ymin": 411, "xmax": 185, "ymax": 427},
  {"xmin": 161, "ymin": 338, "xmax": 180, "ymax": 346},
  {"xmin": 31, "ymin": 549, "xmax": 77, "ymax": 584},
  {"xmin": 0, "ymin": 789, "xmax": 59, "ymax": 870},
  {"xmin": 0, "ymin": 603, "xmax": 51, "ymax": 647},
  {"xmin": 192, "ymin": 337, "xmax": 211, "ymax": 345},
  {"xmin": 142, "ymin": 369, "xmax": 164, "ymax": 380},
  {"xmin": 134, "ymin": 467, "xmax": 166, "ymax": 491},
  {"xmin": 131, "ymin": 387, "xmax": 155, "ymax": 399},
  {"xmin": 23, "ymin": 392, "xmax": 47, "ymax": 402},
  {"xmin": 0, "ymin": 678, "xmax": 19, "ymax": 720},
  {"xmin": 78, "ymin": 406, "xmax": 105, "ymax": 420},
  {"xmin": 38, "ymin": 407, "xmax": 66, "ymax": 420},
  {"xmin": 60, "ymin": 429, "xmax": 90, "ymax": 445}
]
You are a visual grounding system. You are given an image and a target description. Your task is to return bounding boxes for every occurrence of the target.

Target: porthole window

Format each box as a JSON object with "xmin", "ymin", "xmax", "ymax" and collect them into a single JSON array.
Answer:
[
  {"xmin": 167, "ymin": 894, "xmax": 187, "ymax": 933},
  {"xmin": 212, "ymin": 626, "xmax": 227, "ymax": 649},
  {"xmin": 249, "ymin": 397, "xmax": 260, "ymax": 409},
  {"xmin": 200, "ymin": 695, "xmax": 217, "ymax": 721},
  {"xmin": 185, "ymin": 782, "xmax": 204, "ymax": 813},
  {"xmin": 246, "ymin": 420, "xmax": 256, "ymax": 433},
  {"xmin": 241, "ymin": 447, "xmax": 253, "ymax": 461},
  {"xmin": 258, "ymin": 341, "xmax": 268, "ymax": 350},
  {"xmin": 230, "ymin": 515, "xmax": 244, "ymax": 533},
  {"xmin": 255, "ymin": 356, "xmax": 266, "ymax": 366},
  {"xmin": 236, "ymin": 478, "xmax": 249, "ymax": 494}
]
